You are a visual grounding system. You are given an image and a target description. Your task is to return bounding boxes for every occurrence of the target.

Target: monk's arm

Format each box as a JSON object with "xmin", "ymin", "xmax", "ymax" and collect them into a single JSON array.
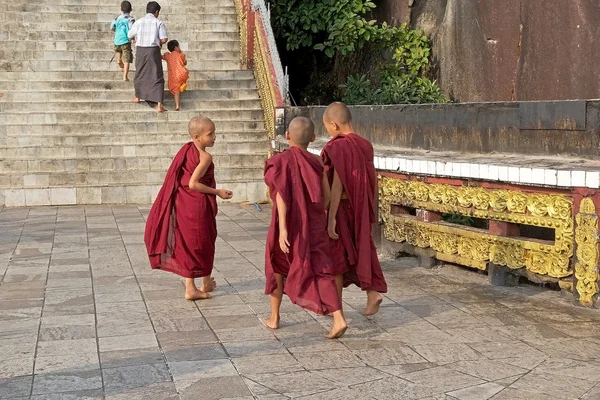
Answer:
[
  {"xmin": 321, "ymin": 173, "xmax": 331, "ymax": 209},
  {"xmin": 189, "ymin": 155, "xmax": 218, "ymax": 195},
  {"xmin": 276, "ymin": 193, "xmax": 287, "ymax": 233},
  {"xmin": 328, "ymin": 169, "xmax": 343, "ymax": 227},
  {"xmin": 276, "ymin": 192, "xmax": 290, "ymax": 252}
]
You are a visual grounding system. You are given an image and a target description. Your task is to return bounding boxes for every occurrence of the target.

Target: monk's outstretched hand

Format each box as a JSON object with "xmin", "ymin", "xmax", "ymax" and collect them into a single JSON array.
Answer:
[
  {"xmin": 279, "ymin": 230, "xmax": 290, "ymax": 253},
  {"xmin": 328, "ymin": 220, "xmax": 339, "ymax": 240},
  {"xmin": 217, "ymin": 189, "xmax": 233, "ymax": 199}
]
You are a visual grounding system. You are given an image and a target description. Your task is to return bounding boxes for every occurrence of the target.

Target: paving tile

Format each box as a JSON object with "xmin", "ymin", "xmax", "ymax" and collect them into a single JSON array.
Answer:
[
  {"xmin": 100, "ymin": 348, "xmax": 165, "ymax": 369},
  {"xmin": 104, "ymin": 382, "xmax": 179, "ymax": 400},
  {"xmin": 37, "ymin": 339, "xmax": 98, "ymax": 358},
  {"xmin": 32, "ymin": 370, "xmax": 103, "ymax": 395},
  {"xmin": 30, "ymin": 389, "xmax": 104, "ymax": 399},
  {"xmin": 222, "ymin": 340, "xmax": 287, "ymax": 358},
  {"xmin": 35, "ymin": 353, "xmax": 100, "ymax": 374},
  {"xmin": 98, "ymin": 333, "xmax": 158, "ymax": 352},
  {"xmin": 399, "ymin": 365, "xmax": 486, "ymax": 395},
  {"xmin": 103, "ymin": 363, "xmax": 171, "ymax": 394},
  {"xmin": 412, "ymin": 343, "xmax": 483, "ymax": 363},
  {"xmin": 151, "ymin": 316, "xmax": 210, "ymax": 332},
  {"xmin": 169, "ymin": 360, "xmax": 238, "ymax": 391},
  {"xmin": 314, "ymin": 366, "xmax": 387, "ymax": 386},
  {"xmin": 508, "ymin": 372, "xmax": 596, "ymax": 399},
  {"xmin": 233, "ymin": 354, "xmax": 303, "ymax": 375},
  {"xmin": 449, "ymin": 360, "xmax": 529, "ymax": 382},
  {"xmin": 163, "ymin": 343, "xmax": 228, "ymax": 362},
  {"xmin": 0, "ymin": 357, "xmax": 34, "ymax": 379},
  {"xmin": 179, "ymin": 375, "xmax": 253, "ymax": 400},
  {"xmin": 447, "ymin": 382, "xmax": 504, "ymax": 399},
  {"xmin": 243, "ymin": 371, "xmax": 335, "ymax": 396},
  {"xmin": 0, "ymin": 375, "xmax": 33, "ymax": 399}
]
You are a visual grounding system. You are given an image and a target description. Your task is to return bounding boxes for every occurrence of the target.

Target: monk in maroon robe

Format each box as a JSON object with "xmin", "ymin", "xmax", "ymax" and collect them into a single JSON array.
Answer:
[
  {"xmin": 264, "ymin": 116, "xmax": 348, "ymax": 339},
  {"xmin": 144, "ymin": 116, "xmax": 233, "ymax": 300},
  {"xmin": 321, "ymin": 102, "xmax": 388, "ymax": 316}
]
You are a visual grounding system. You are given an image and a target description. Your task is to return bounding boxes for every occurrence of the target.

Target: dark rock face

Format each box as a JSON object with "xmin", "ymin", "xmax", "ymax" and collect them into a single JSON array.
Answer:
[{"xmin": 376, "ymin": 0, "xmax": 600, "ymax": 102}]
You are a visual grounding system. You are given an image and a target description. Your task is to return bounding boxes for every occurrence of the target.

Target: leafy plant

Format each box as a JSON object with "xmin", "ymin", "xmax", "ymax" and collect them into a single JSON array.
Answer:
[
  {"xmin": 270, "ymin": 0, "xmax": 448, "ymax": 105},
  {"xmin": 442, "ymin": 213, "xmax": 474, "ymax": 227}
]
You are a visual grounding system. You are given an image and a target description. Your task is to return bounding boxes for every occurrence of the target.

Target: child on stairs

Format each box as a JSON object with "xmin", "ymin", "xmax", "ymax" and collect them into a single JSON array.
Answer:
[{"xmin": 162, "ymin": 40, "xmax": 190, "ymax": 111}]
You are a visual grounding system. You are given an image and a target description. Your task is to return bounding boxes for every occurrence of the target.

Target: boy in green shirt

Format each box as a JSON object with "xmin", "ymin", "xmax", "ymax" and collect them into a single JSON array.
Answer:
[{"xmin": 111, "ymin": 1, "xmax": 135, "ymax": 81}]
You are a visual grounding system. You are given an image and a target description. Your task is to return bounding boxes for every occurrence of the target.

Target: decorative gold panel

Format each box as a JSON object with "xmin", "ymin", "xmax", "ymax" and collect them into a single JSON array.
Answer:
[
  {"xmin": 574, "ymin": 198, "xmax": 599, "ymax": 306},
  {"xmin": 253, "ymin": 28, "xmax": 276, "ymax": 139},
  {"xmin": 378, "ymin": 177, "xmax": 574, "ymax": 278},
  {"xmin": 233, "ymin": 0, "xmax": 248, "ymax": 67}
]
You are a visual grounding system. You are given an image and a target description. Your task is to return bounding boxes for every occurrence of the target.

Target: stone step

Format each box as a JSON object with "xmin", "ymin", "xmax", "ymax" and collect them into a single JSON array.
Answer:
[
  {"xmin": 1, "ymin": 21, "xmax": 238, "ymax": 32},
  {"xmin": 4, "ymin": 49, "xmax": 240, "ymax": 62},
  {"xmin": 4, "ymin": 120, "xmax": 265, "ymax": 136},
  {"xmin": 1, "ymin": 180, "xmax": 268, "ymax": 206},
  {"xmin": 0, "ymin": 78, "xmax": 257, "ymax": 91},
  {"xmin": 1, "ymin": 39, "xmax": 240, "ymax": 52},
  {"xmin": 0, "ymin": 99, "xmax": 262, "ymax": 113},
  {"xmin": 3, "ymin": 30, "xmax": 239, "ymax": 42},
  {"xmin": 0, "ymin": 140, "xmax": 269, "ymax": 160},
  {"xmin": 1, "ymin": 131, "xmax": 268, "ymax": 147},
  {"xmin": 0, "ymin": 0, "xmax": 233, "ymax": 5},
  {"xmin": 0, "ymin": 88, "xmax": 257, "ymax": 102},
  {"xmin": 0, "ymin": 159, "xmax": 266, "ymax": 185},
  {"xmin": 0, "ymin": 69, "xmax": 254, "ymax": 81},
  {"xmin": 0, "ymin": 11, "xmax": 237, "ymax": 23},
  {"xmin": 0, "ymin": 59, "xmax": 241, "ymax": 72},
  {"xmin": 6, "ymin": 5, "xmax": 235, "ymax": 14}
]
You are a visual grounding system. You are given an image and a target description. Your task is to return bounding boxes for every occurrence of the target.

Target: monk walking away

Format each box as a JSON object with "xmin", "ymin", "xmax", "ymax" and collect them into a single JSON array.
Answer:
[
  {"xmin": 263, "ymin": 117, "xmax": 348, "ymax": 339},
  {"xmin": 144, "ymin": 116, "xmax": 233, "ymax": 300},
  {"xmin": 322, "ymin": 102, "xmax": 388, "ymax": 316}
]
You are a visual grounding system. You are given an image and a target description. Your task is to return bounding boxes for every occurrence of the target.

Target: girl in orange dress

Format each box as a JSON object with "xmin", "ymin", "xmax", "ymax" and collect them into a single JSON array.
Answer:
[{"xmin": 162, "ymin": 40, "xmax": 190, "ymax": 111}]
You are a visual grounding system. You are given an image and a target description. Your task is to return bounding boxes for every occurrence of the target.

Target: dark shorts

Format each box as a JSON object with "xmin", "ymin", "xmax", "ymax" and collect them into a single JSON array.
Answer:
[{"xmin": 114, "ymin": 42, "xmax": 133, "ymax": 63}]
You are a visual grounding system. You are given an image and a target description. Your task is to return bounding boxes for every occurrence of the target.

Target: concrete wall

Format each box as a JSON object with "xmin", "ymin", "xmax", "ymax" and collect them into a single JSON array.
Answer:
[
  {"xmin": 375, "ymin": 0, "xmax": 600, "ymax": 102},
  {"xmin": 284, "ymin": 100, "xmax": 600, "ymax": 159}
]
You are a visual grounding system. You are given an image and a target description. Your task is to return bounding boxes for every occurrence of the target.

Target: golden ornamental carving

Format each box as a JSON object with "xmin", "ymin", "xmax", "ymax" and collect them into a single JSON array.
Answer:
[
  {"xmin": 378, "ymin": 176, "xmax": 575, "ymax": 279},
  {"xmin": 574, "ymin": 198, "xmax": 599, "ymax": 306}
]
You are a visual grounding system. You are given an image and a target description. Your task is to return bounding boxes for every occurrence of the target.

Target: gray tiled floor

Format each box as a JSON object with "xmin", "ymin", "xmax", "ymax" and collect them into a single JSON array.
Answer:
[{"xmin": 2, "ymin": 204, "xmax": 600, "ymax": 399}]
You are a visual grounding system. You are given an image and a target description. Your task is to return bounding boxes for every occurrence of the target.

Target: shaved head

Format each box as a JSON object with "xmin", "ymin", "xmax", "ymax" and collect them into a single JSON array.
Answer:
[
  {"xmin": 188, "ymin": 116, "xmax": 215, "ymax": 138},
  {"xmin": 288, "ymin": 116, "xmax": 315, "ymax": 146},
  {"xmin": 323, "ymin": 102, "xmax": 352, "ymax": 125}
]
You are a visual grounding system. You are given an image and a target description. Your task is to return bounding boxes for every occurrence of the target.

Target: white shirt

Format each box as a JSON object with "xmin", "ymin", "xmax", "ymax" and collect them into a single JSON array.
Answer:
[{"xmin": 128, "ymin": 13, "xmax": 168, "ymax": 47}]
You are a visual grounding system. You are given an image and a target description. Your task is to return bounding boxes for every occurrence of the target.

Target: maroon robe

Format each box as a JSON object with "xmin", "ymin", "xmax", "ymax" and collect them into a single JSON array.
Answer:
[
  {"xmin": 264, "ymin": 147, "xmax": 341, "ymax": 315},
  {"xmin": 144, "ymin": 142, "xmax": 218, "ymax": 278},
  {"xmin": 322, "ymin": 133, "xmax": 388, "ymax": 293}
]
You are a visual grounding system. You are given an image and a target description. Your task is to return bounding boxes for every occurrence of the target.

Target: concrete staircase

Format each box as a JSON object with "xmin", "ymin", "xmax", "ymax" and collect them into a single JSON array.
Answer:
[{"xmin": 0, "ymin": 0, "xmax": 270, "ymax": 206}]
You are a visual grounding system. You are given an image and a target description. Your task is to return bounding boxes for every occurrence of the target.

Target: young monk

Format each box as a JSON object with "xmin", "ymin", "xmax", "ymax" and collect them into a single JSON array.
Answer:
[
  {"xmin": 322, "ymin": 102, "xmax": 388, "ymax": 316},
  {"xmin": 264, "ymin": 116, "xmax": 348, "ymax": 339},
  {"xmin": 144, "ymin": 116, "xmax": 233, "ymax": 300}
]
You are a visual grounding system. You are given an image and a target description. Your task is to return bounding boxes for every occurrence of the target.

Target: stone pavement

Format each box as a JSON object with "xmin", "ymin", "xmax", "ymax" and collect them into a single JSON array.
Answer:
[{"xmin": 2, "ymin": 204, "xmax": 600, "ymax": 400}]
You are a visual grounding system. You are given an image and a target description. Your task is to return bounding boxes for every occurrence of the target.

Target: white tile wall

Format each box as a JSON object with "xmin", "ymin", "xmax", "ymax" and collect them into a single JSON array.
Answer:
[{"xmin": 308, "ymin": 146, "xmax": 600, "ymax": 189}]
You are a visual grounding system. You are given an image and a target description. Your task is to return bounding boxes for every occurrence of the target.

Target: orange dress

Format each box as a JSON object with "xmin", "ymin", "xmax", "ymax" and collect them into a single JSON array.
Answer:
[{"xmin": 162, "ymin": 51, "xmax": 189, "ymax": 94}]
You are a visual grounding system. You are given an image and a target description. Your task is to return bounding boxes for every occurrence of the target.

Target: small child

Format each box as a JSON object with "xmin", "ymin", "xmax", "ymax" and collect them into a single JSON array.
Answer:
[
  {"xmin": 162, "ymin": 40, "xmax": 190, "ymax": 111},
  {"xmin": 110, "ymin": 1, "xmax": 135, "ymax": 81},
  {"xmin": 145, "ymin": 116, "xmax": 233, "ymax": 301},
  {"xmin": 263, "ymin": 116, "xmax": 348, "ymax": 339},
  {"xmin": 321, "ymin": 102, "xmax": 388, "ymax": 316}
]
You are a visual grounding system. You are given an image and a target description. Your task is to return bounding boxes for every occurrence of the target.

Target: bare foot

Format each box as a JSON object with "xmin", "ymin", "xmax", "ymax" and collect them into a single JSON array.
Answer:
[
  {"xmin": 325, "ymin": 321, "xmax": 348, "ymax": 339},
  {"xmin": 184, "ymin": 289, "xmax": 211, "ymax": 301},
  {"xmin": 157, "ymin": 105, "xmax": 166, "ymax": 113},
  {"xmin": 132, "ymin": 97, "xmax": 140, "ymax": 103},
  {"xmin": 200, "ymin": 277, "xmax": 216, "ymax": 293},
  {"xmin": 363, "ymin": 291, "xmax": 383, "ymax": 316},
  {"xmin": 123, "ymin": 77, "xmax": 129, "ymax": 81},
  {"xmin": 263, "ymin": 315, "xmax": 280, "ymax": 329},
  {"xmin": 175, "ymin": 106, "xmax": 180, "ymax": 111}
]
